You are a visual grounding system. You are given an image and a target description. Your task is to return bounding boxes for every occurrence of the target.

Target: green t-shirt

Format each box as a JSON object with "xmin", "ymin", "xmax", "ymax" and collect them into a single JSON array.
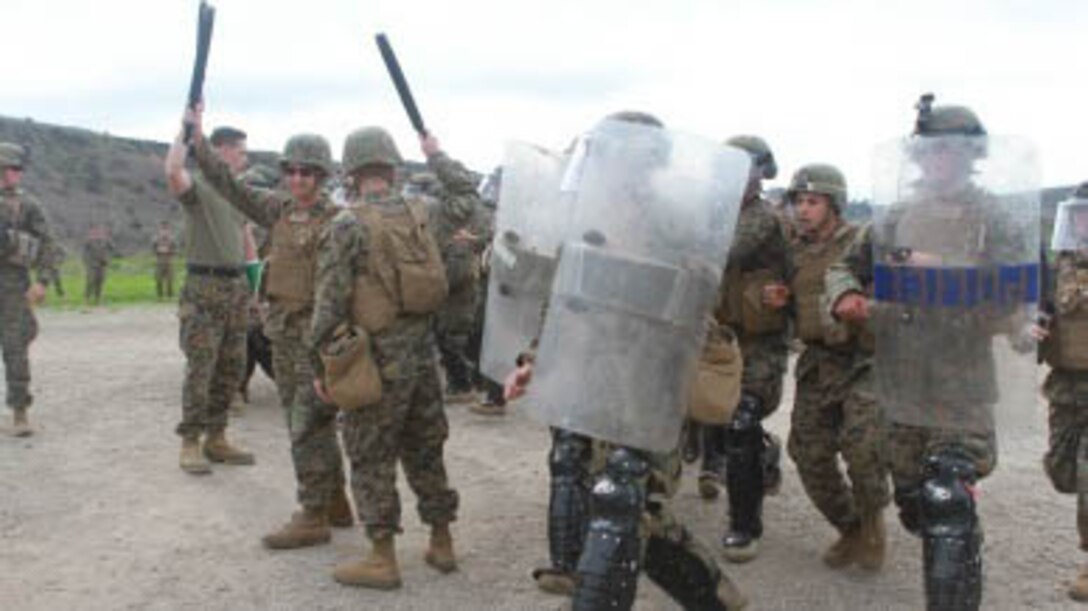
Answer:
[{"xmin": 178, "ymin": 171, "xmax": 245, "ymax": 267}]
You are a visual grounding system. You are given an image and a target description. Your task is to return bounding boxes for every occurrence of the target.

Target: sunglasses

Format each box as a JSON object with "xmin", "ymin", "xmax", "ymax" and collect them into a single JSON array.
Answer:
[{"xmin": 283, "ymin": 166, "xmax": 317, "ymax": 178}]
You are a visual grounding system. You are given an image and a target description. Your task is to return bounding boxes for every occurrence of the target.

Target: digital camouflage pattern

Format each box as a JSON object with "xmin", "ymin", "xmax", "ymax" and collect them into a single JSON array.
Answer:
[
  {"xmin": 310, "ymin": 188, "xmax": 460, "ymax": 538},
  {"xmin": 0, "ymin": 186, "xmax": 57, "ymax": 411},
  {"xmin": 424, "ymin": 152, "xmax": 490, "ymax": 394},
  {"xmin": 194, "ymin": 137, "xmax": 344, "ymax": 511},
  {"xmin": 825, "ymin": 224, "xmax": 997, "ymax": 487},
  {"xmin": 176, "ymin": 274, "xmax": 248, "ymax": 438},
  {"xmin": 787, "ymin": 224, "xmax": 888, "ymax": 531},
  {"xmin": 1041, "ymin": 251, "xmax": 1088, "ymax": 547},
  {"xmin": 719, "ymin": 196, "xmax": 791, "ymax": 412}
]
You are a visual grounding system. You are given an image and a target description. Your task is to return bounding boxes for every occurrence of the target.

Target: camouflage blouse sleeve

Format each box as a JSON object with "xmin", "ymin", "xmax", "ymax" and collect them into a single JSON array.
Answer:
[
  {"xmin": 193, "ymin": 138, "xmax": 283, "ymax": 229},
  {"xmin": 22, "ymin": 196, "xmax": 59, "ymax": 287},
  {"xmin": 825, "ymin": 222, "xmax": 874, "ymax": 317},
  {"xmin": 427, "ymin": 152, "xmax": 483, "ymax": 230},
  {"xmin": 726, "ymin": 201, "xmax": 789, "ymax": 276},
  {"xmin": 309, "ymin": 211, "xmax": 364, "ymax": 374}
]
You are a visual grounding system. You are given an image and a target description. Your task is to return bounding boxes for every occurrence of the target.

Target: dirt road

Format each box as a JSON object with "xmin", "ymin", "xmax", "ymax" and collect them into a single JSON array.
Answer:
[{"xmin": 0, "ymin": 307, "xmax": 1078, "ymax": 609}]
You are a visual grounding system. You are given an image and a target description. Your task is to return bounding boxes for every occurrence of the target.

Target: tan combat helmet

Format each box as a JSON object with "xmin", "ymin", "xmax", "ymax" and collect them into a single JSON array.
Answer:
[
  {"xmin": 280, "ymin": 134, "xmax": 334, "ymax": 176},
  {"xmin": 726, "ymin": 135, "xmax": 777, "ymax": 180},
  {"xmin": 787, "ymin": 163, "xmax": 848, "ymax": 212},
  {"xmin": 342, "ymin": 126, "xmax": 404, "ymax": 175},
  {"xmin": 0, "ymin": 142, "xmax": 28, "ymax": 169}
]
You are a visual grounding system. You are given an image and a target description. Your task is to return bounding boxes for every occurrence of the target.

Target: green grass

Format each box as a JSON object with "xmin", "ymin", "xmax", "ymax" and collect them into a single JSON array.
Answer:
[{"xmin": 43, "ymin": 255, "xmax": 182, "ymax": 309}]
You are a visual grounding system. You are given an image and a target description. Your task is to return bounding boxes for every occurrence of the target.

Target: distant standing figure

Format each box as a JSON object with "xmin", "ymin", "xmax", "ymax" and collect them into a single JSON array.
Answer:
[
  {"xmin": 152, "ymin": 220, "xmax": 178, "ymax": 299},
  {"xmin": 82, "ymin": 224, "xmax": 113, "ymax": 305}
]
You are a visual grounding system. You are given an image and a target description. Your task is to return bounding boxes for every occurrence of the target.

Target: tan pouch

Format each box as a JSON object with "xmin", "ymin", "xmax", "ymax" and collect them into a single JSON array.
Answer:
[
  {"xmin": 352, "ymin": 273, "xmax": 399, "ymax": 335},
  {"xmin": 740, "ymin": 269, "xmax": 786, "ymax": 335},
  {"xmin": 1050, "ymin": 317, "xmax": 1088, "ymax": 371},
  {"xmin": 689, "ymin": 321, "xmax": 744, "ymax": 425},
  {"xmin": 321, "ymin": 325, "xmax": 383, "ymax": 410},
  {"xmin": 392, "ymin": 203, "xmax": 449, "ymax": 314}
]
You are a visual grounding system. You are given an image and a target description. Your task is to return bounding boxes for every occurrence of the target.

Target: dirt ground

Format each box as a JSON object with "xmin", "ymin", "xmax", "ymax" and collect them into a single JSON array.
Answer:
[{"xmin": 0, "ymin": 306, "xmax": 1081, "ymax": 610}]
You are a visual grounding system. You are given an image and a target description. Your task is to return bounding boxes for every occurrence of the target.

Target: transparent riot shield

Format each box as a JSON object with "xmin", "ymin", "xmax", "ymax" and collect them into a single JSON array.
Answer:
[
  {"xmin": 479, "ymin": 142, "xmax": 569, "ymax": 383},
  {"xmin": 529, "ymin": 119, "xmax": 750, "ymax": 452},
  {"xmin": 869, "ymin": 135, "xmax": 1040, "ymax": 435},
  {"xmin": 1051, "ymin": 195, "xmax": 1088, "ymax": 253}
]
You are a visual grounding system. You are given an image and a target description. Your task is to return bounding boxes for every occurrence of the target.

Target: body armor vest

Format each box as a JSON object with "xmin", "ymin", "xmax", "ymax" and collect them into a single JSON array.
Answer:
[
  {"xmin": 1046, "ymin": 261, "xmax": 1088, "ymax": 371},
  {"xmin": 266, "ymin": 208, "xmax": 330, "ymax": 313}
]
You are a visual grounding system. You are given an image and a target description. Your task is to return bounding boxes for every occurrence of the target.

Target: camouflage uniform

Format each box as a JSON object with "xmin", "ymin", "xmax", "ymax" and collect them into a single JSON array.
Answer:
[
  {"xmin": 311, "ymin": 189, "xmax": 460, "ymax": 539},
  {"xmin": 787, "ymin": 222, "xmax": 889, "ymax": 545},
  {"xmin": 423, "ymin": 156, "xmax": 489, "ymax": 398},
  {"xmin": 193, "ymin": 137, "xmax": 344, "ymax": 513},
  {"xmin": 173, "ymin": 173, "xmax": 249, "ymax": 440},
  {"xmin": 0, "ymin": 183, "xmax": 57, "ymax": 413},
  {"xmin": 711, "ymin": 192, "xmax": 791, "ymax": 557},
  {"xmin": 152, "ymin": 229, "xmax": 178, "ymax": 299},
  {"xmin": 1041, "ymin": 251, "xmax": 1088, "ymax": 547},
  {"xmin": 826, "ymin": 222, "xmax": 999, "ymax": 525},
  {"xmin": 82, "ymin": 233, "xmax": 113, "ymax": 304}
]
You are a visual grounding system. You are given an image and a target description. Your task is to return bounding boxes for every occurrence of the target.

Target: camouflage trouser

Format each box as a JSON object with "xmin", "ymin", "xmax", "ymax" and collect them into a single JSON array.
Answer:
[
  {"xmin": 341, "ymin": 353, "xmax": 458, "ymax": 539},
  {"xmin": 787, "ymin": 346, "xmax": 889, "ymax": 532},
  {"xmin": 1042, "ymin": 368, "xmax": 1088, "ymax": 549},
  {"xmin": 176, "ymin": 274, "xmax": 248, "ymax": 438},
  {"xmin": 737, "ymin": 331, "xmax": 789, "ymax": 416},
  {"xmin": 886, "ymin": 424, "xmax": 996, "ymax": 489},
  {"xmin": 84, "ymin": 264, "xmax": 106, "ymax": 303},
  {"xmin": 267, "ymin": 311, "xmax": 345, "ymax": 512},
  {"xmin": 435, "ymin": 284, "xmax": 478, "ymax": 392},
  {"xmin": 155, "ymin": 258, "xmax": 175, "ymax": 299},
  {"xmin": 0, "ymin": 270, "xmax": 36, "ymax": 410}
]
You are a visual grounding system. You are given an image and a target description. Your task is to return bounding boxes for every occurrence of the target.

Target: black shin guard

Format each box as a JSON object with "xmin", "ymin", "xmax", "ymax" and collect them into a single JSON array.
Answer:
[
  {"xmin": 544, "ymin": 429, "xmax": 592, "ymax": 575},
  {"xmin": 701, "ymin": 423, "xmax": 727, "ymax": 475},
  {"xmin": 920, "ymin": 448, "xmax": 982, "ymax": 611},
  {"xmin": 644, "ymin": 529, "xmax": 729, "ymax": 610},
  {"xmin": 572, "ymin": 447, "xmax": 649, "ymax": 611},
  {"xmin": 723, "ymin": 395, "xmax": 765, "ymax": 540}
]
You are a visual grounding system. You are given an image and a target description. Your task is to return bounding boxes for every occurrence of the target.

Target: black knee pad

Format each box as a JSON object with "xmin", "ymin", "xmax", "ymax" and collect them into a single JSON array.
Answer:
[
  {"xmin": 546, "ymin": 430, "xmax": 592, "ymax": 573},
  {"xmin": 644, "ymin": 529, "xmax": 728, "ymax": 611},
  {"xmin": 920, "ymin": 447, "xmax": 982, "ymax": 611},
  {"xmin": 573, "ymin": 447, "xmax": 649, "ymax": 611}
]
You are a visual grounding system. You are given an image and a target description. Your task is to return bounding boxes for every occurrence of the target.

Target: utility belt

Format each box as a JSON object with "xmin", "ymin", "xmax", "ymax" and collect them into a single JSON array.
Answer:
[{"xmin": 187, "ymin": 264, "xmax": 244, "ymax": 278}]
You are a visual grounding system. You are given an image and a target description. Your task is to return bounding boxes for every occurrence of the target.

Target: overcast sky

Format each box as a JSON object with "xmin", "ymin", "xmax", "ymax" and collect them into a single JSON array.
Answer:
[{"xmin": 2, "ymin": 0, "xmax": 1084, "ymax": 194}]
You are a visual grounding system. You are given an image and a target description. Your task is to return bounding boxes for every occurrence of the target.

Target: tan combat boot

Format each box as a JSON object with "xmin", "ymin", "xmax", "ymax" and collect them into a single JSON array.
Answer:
[
  {"xmin": 698, "ymin": 473, "xmax": 721, "ymax": 500},
  {"xmin": 203, "ymin": 430, "xmax": 255, "ymax": 465},
  {"xmin": 334, "ymin": 534, "xmax": 402, "ymax": 589},
  {"xmin": 822, "ymin": 523, "xmax": 861, "ymax": 569},
  {"xmin": 533, "ymin": 568, "xmax": 577, "ymax": 596},
  {"xmin": 1070, "ymin": 565, "xmax": 1088, "ymax": 602},
  {"xmin": 328, "ymin": 486, "xmax": 354, "ymax": 528},
  {"xmin": 12, "ymin": 408, "xmax": 32, "ymax": 438},
  {"xmin": 424, "ymin": 523, "xmax": 457, "ymax": 573},
  {"xmin": 180, "ymin": 435, "xmax": 212, "ymax": 475},
  {"xmin": 261, "ymin": 509, "xmax": 331, "ymax": 549},
  {"xmin": 855, "ymin": 513, "xmax": 887, "ymax": 571}
]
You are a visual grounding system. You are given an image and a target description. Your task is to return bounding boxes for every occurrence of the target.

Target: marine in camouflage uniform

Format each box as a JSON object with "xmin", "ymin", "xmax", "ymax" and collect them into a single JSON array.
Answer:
[
  {"xmin": 1038, "ymin": 183, "xmax": 1088, "ymax": 602},
  {"xmin": 187, "ymin": 112, "xmax": 351, "ymax": 546},
  {"xmin": 152, "ymin": 221, "xmax": 178, "ymax": 300},
  {"xmin": 521, "ymin": 111, "xmax": 747, "ymax": 610},
  {"xmin": 0, "ymin": 142, "xmax": 57, "ymax": 437},
  {"xmin": 82, "ymin": 225, "xmax": 113, "ymax": 305},
  {"xmin": 164, "ymin": 125, "xmax": 255, "ymax": 476},
  {"xmin": 416, "ymin": 164, "xmax": 489, "ymax": 403},
  {"xmin": 782, "ymin": 164, "xmax": 888, "ymax": 571},
  {"xmin": 827, "ymin": 97, "xmax": 1033, "ymax": 610},
  {"xmin": 313, "ymin": 127, "xmax": 461, "ymax": 590},
  {"xmin": 708, "ymin": 135, "xmax": 790, "ymax": 563}
]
